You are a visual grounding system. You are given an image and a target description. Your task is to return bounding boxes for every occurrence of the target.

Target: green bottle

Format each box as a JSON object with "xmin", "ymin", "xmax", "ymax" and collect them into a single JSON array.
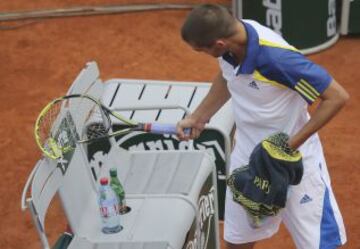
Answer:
[{"xmin": 109, "ymin": 168, "xmax": 126, "ymax": 214}]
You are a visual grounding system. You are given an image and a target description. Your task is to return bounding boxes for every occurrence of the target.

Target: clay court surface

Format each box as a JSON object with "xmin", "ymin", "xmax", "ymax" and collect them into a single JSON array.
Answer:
[{"xmin": 0, "ymin": 1, "xmax": 359, "ymax": 248}]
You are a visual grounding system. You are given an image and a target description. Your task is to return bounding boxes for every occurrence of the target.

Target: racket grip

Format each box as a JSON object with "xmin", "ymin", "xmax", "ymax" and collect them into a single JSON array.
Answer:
[{"xmin": 144, "ymin": 123, "xmax": 191, "ymax": 136}]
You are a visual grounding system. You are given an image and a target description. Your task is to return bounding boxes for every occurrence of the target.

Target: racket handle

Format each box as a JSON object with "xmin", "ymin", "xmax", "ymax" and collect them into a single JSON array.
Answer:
[{"xmin": 143, "ymin": 123, "xmax": 191, "ymax": 136}]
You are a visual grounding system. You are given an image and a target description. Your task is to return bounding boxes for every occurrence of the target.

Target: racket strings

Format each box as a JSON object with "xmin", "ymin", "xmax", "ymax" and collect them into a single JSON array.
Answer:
[
  {"xmin": 40, "ymin": 102, "xmax": 62, "ymax": 148},
  {"xmin": 83, "ymin": 101, "xmax": 113, "ymax": 141},
  {"xmin": 35, "ymin": 94, "xmax": 141, "ymax": 153},
  {"xmin": 86, "ymin": 123, "xmax": 108, "ymax": 140},
  {"xmin": 84, "ymin": 122, "xmax": 135, "ymax": 142}
]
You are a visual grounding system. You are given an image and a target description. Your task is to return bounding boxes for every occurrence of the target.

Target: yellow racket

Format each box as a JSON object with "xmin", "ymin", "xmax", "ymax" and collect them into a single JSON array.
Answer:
[{"xmin": 34, "ymin": 94, "xmax": 187, "ymax": 159}]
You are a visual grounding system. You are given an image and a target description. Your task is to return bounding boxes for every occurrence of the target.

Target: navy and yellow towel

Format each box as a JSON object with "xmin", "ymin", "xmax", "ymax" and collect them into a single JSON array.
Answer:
[{"xmin": 227, "ymin": 133, "xmax": 303, "ymax": 221}]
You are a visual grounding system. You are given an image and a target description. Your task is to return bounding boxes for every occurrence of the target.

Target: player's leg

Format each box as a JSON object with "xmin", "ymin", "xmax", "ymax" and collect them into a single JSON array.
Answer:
[{"xmin": 281, "ymin": 155, "xmax": 346, "ymax": 249}]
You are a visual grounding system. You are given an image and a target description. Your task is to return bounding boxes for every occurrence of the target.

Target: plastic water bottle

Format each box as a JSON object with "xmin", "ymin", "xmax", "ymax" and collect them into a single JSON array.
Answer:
[
  {"xmin": 98, "ymin": 177, "xmax": 122, "ymax": 233},
  {"xmin": 109, "ymin": 168, "xmax": 127, "ymax": 214}
]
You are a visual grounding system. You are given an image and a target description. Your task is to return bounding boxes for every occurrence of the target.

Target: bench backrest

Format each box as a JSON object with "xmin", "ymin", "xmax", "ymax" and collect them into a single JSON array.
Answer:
[{"xmin": 28, "ymin": 157, "xmax": 64, "ymax": 249}]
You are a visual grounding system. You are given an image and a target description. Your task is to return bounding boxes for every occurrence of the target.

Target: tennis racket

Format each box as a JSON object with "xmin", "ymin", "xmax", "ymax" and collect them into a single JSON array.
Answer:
[{"xmin": 35, "ymin": 94, "xmax": 189, "ymax": 159}]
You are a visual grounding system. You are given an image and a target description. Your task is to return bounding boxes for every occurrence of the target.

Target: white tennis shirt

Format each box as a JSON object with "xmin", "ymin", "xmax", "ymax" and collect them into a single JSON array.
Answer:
[{"xmin": 219, "ymin": 20, "xmax": 332, "ymax": 170}]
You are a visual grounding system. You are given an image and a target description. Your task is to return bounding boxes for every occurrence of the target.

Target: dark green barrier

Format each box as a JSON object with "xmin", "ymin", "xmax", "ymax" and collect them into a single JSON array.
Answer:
[
  {"xmin": 348, "ymin": 0, "xmax": 360, "ymax": 33},
  {"xmin": 341, "ymin": 0, "xmax": 360, "ymax": 34},
  {"xmin": 236, "ymin": 0, "xmax": 339, "ymax": 53}
]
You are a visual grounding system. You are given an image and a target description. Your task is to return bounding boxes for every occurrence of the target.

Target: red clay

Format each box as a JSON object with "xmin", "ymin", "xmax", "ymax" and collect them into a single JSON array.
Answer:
[{"xmin": 0, "ymin": 1, "xmax": 359, "ymax": 249}]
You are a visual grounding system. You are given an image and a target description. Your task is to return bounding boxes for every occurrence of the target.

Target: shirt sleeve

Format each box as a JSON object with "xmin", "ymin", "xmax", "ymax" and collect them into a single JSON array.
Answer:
[{"xmin": 256, "ymin": 47, "xmax": 332, "ymax": 104}]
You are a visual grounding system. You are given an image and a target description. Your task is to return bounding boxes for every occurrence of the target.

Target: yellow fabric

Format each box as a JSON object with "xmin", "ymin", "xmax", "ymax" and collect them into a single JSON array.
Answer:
[
  {"xmin": 259, "ymin": 39, "xmax": 300, "ymax": 52},
  {"xmin": 299, "ymin": 79, "xmax": 320, "ymax": 96},
  {"xmin": 296, "ymin": 82, "xmax": 318, "ymax": 99},
  {"xmin": 262, "ymin": 140, "xmax": 302, "ymax": 162},
  {"xmin": 227, "ymin": 174, "xmax": 279, "ymax": 217},
  {"xmin": 253, "ymin": 70, "xmax": 287, "ymax": 89},
  {"xmin": 294, "ymin": 85, "xmax": 316, "ymax": 102}
]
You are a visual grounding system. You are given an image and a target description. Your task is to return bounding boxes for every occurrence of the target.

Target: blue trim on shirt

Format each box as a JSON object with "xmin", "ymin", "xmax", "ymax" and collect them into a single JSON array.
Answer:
[
  {"xmin": 237, "ymin": 21, "xmax": 259, "ymax": 75},
  {"xmin": 222, "ymin": 52, "xmax": 238, "ymax": 68},
  {"xmin": 221, "ymin": 21, "xmax": 260, "ymax": 74},
  {"xmin": 221, "ymin": 21, "xmax": 332, "ymax": 104},
  {"xmin": 319, "ymin": 187, "xmax": 342, "ymax": 249},
  {"xmin": 255, "ymin": 47, "xmax": 332, "ymax": 104}
]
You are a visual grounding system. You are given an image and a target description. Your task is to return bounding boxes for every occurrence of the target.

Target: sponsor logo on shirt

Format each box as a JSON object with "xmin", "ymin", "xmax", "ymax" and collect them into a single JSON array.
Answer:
[
  {"xmin": 300, "ymin": 194, "xmax": 313, "ymax": 204},
  {"xmin": 248, "ymin": 81, "xmax": 260, "ymax": 90}
]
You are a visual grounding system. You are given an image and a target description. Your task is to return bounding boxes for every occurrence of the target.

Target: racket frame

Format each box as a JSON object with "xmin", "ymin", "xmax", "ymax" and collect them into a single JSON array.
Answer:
[{"xmin": 34, "ymin": 94, "xmax": 191, "ymax": 159}]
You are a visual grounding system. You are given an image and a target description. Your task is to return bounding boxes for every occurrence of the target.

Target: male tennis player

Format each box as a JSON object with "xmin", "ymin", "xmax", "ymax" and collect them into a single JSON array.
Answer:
[{"xmin": 177, "ymin": 4, "xmax": 348, "ymax": 249}]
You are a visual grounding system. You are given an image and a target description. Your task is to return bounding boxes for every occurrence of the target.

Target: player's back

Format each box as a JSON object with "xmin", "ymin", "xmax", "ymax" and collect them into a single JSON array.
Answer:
[{"xmin": 219, "ymin": 20, "xmax": 330, "ymax": 171}]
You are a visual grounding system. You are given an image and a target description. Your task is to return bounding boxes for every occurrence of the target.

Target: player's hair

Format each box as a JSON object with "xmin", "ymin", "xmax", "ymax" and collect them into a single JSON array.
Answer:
[{"xmin": 181, "ymin": 4, "xmax": 237, "ymax": 47}]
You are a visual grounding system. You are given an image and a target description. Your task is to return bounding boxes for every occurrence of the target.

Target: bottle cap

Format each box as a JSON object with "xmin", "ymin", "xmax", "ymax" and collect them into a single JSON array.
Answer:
[
  {"xmin": 110, "ymin": 168, "xmax": 118, "ymax": 177},
  {"xmin": 100, "ymin": 177, "xmax": 108, "ymax": 185}
]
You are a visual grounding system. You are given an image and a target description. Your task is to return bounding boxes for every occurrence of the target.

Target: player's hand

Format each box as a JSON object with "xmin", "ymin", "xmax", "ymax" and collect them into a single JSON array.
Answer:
[{"xmin": 176, "ymin": 116, "xmax": 205, "ymax": 141}]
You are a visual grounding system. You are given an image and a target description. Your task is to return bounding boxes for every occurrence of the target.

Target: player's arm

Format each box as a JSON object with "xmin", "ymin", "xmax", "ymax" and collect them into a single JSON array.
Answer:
[
  {"xmin": 177, "ymin": 71, "xmax": 230, "ymax": 140},
  {"xmin": 255, "ymin": 47, "xmax": 350, "ymax": 150},
  {"xmin": 288, "ymin": 79, "xmax": 349, "ymax": 149}
]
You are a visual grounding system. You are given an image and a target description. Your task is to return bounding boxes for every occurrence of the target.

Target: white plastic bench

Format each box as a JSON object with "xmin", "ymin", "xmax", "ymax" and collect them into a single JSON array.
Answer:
[
  {"xmin": 21, "ymin": 61, "xmax": 234, "ymax": 249},
  {"xmin": 89, "ymin": 63, "xmax": 234, "ymax": 220},
  {"xmin": 22, "ymin": 145, "xmax": 219, "ymax": 249}
]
